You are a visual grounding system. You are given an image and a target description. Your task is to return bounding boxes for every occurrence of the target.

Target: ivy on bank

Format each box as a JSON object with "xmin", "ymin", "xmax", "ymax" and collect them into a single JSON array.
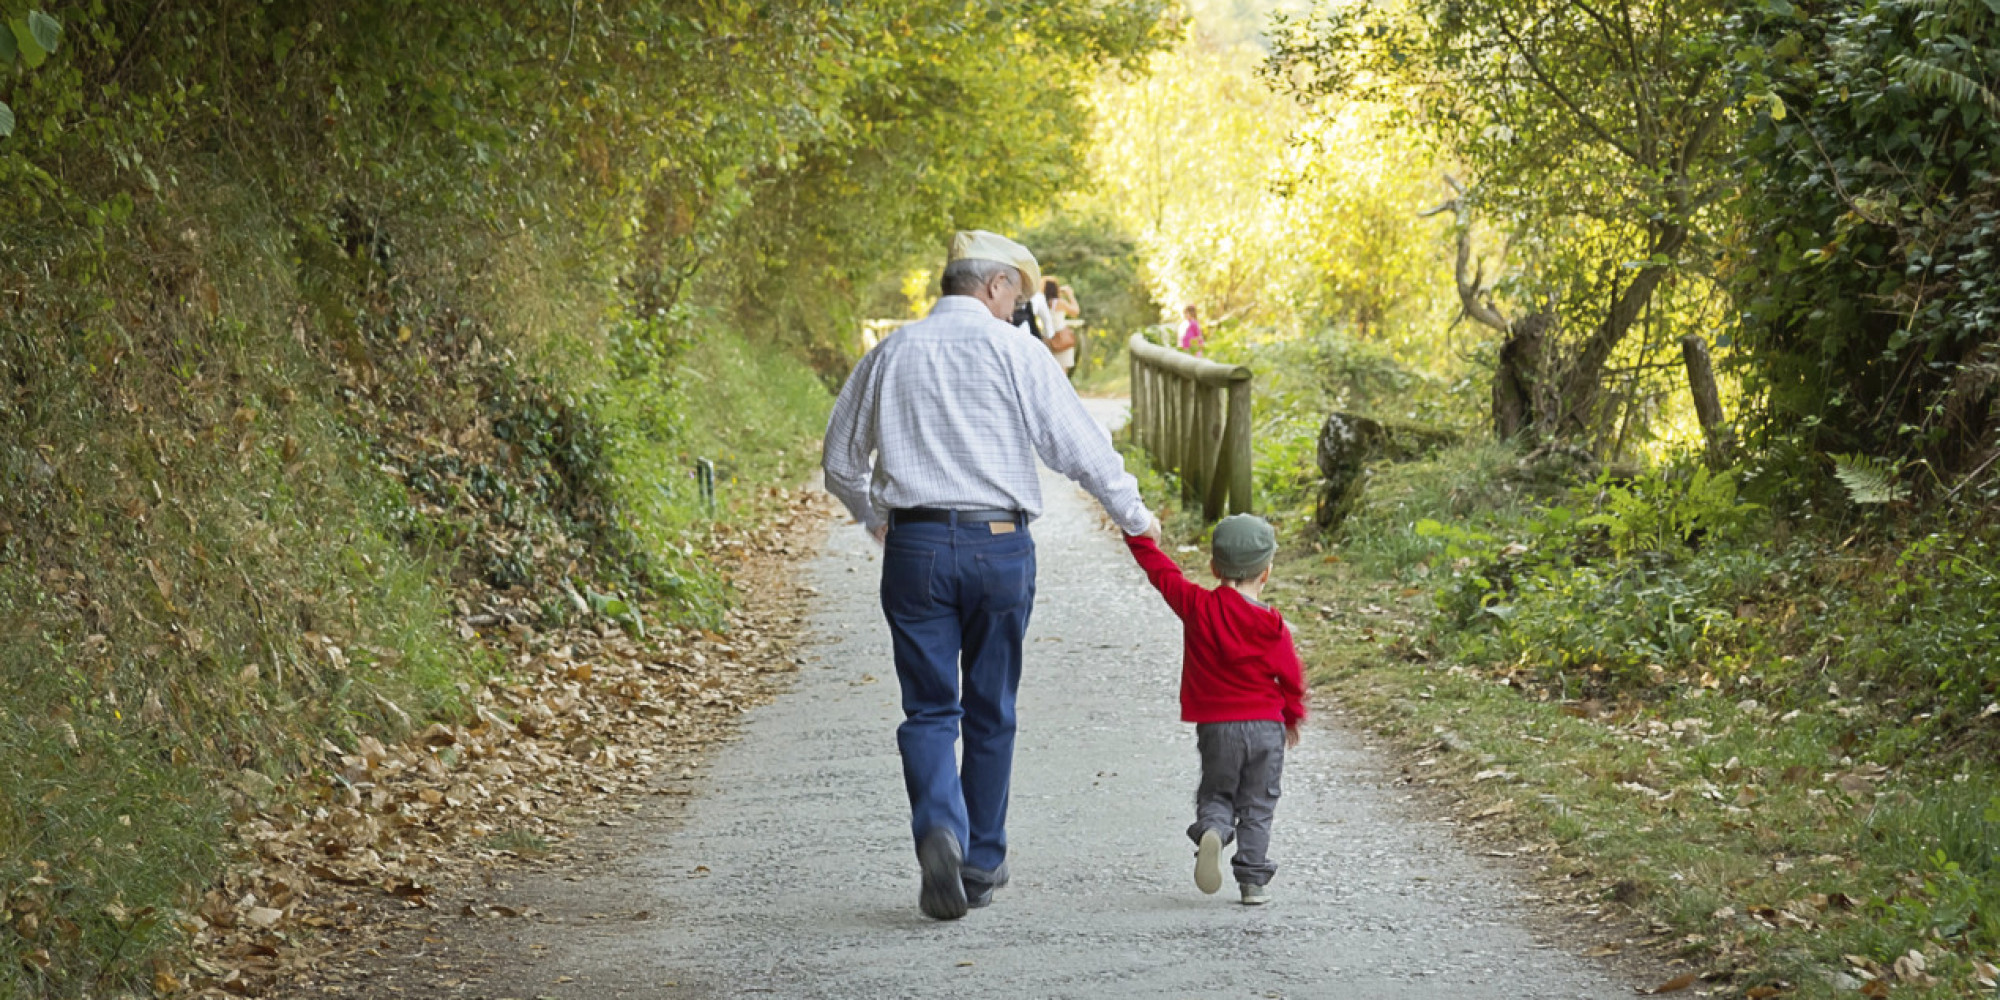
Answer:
[{"xmin": 1731, "ymin": 0, "xmax": 2000, "ymax": 486}]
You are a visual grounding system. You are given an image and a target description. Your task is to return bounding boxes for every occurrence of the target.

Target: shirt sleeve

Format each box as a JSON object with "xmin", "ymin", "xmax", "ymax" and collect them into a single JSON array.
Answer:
[
  {"xmin": 821, "ymin": 350, "xmax": 885, "ymax": 532},
  {"xmin": 1272, "ymin": 620, "xmax": 1308, "ymax": 726},
  {"xmin": 1016, "ymin": 345, "xmax": 1153, "ymax": 534},
  {"xmin": 1123, "ymin": 533, "xmax": 1201, "ymax": 619}
]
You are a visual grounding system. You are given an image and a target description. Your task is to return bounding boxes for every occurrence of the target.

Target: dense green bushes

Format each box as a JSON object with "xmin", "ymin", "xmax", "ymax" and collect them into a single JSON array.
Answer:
[
  {"xmin": 1732, "ymin": 0, "xmax": 2000, "ymax": 480},
  {"xmin": 1, "ymin": 1, "xmax": 1171, "ymax": 993},
  {"xmin": 1335, "ymin": 443, "xmax": 2000, "ymax": 740}
]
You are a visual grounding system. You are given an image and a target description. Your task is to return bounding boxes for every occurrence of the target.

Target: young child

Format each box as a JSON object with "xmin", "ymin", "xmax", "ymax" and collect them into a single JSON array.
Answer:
[{"xmin": 1125, "ymin": 514, "xmax": 1305, "ymax": 905}]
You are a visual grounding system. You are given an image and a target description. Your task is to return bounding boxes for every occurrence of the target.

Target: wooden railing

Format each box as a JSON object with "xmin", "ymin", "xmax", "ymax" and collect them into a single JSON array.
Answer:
[{"xmin": 1127, "ymin": 334, "xmax": 1254, "ymax": 520}]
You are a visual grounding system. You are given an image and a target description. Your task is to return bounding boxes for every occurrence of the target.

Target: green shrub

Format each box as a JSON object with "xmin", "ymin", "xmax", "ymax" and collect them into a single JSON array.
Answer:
[
  {"xmin": 1390, "ymin": 445, "xmax": 2000, "ymax": 722},
  {"xmin": 1405, "ymin": 463, "xmax": 1778, "ymax": 691},
  {"xmin": 1203, "ymin": 326, "xmax": 1481, "ymax": 517},
  {"xmin": 1476, "ymin": 555, "xmax": 1753, "ymax": 691},
  {"xmin": 1842, "ymin": 528, "xmax": 2000, "ymax": 723},
  {"xmin": 1337, "ymin": 440, "xmax": 1542, "ymax": 580},
  {"xmin": 1575, "ymin": 465, "xmax": 1762, "ymax": 560}
]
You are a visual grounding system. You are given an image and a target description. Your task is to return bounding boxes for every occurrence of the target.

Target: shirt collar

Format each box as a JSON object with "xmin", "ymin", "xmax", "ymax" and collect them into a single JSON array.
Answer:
[
  {"xmin": 1220, "ymin": 585, "xmax": 1271, "ymax": 611},
  {"xmin": 932, "ymin": 295, "xmax": 997, "ymax": 318}
]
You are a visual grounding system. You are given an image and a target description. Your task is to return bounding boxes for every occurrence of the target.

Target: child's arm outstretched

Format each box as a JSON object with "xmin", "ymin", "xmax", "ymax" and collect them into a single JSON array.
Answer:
[{"xmin": 1123, "ymin": 532, "xmax": 1201, "ymax": 619}]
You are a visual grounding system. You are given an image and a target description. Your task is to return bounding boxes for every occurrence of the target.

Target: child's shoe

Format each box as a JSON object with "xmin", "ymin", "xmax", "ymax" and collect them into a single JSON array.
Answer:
[
  {"xmin": 1194, "ymin": 830, "xmax": 1224, "ymax": 894},
  {"xmin": 1239, "ymin": 881, "xmax": 1270, "ymax": 905}
]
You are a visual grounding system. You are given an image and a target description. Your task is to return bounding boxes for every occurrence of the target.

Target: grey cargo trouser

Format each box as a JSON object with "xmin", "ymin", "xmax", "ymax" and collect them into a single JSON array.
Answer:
[{"xmin": 1187, "ymin": 720, "xmax": 1285, "ymax": 886}]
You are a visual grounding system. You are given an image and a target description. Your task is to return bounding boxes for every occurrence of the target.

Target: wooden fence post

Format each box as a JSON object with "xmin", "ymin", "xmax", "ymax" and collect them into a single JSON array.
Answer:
[
  {"xmin": 1128, "ymin": 352, "xmax": 1144, "ymax": 446},
  {"xmin": 1154, "ymin": 363, "xmax": 1165, "ymax": 460},
  {"xmin": 1680, "ymin": 334, "xmax": 1733, "ymax": 463},
  {"xmin": 1155, "ymin": 363, "xmax": 1167, "ymax": 462},
  {"xmin": 1124, "ymin": 334, "xmax": 1257, "ymax": 521},
  {"xmin": 1179, "ymin": 377, "xmax": 1199, "ymax": 505},
  {"xmin": 1225, "ymin": 377, "xmax": 1253, "ymax": 515},
  {"xmin": 1199, "ymin": 384, "xmax": 1227, "ymax": 520},
  {"xmin": 1144, "ymin": 360, "xmax": 1160, "ymax": 454},
  {"xmin": 1144, "ymin": 358, "xmax": 1160, "ymax": 458},
  {"xmin": 1151, "ymin": 362, "xmax": 1163, "ymax": 459}
]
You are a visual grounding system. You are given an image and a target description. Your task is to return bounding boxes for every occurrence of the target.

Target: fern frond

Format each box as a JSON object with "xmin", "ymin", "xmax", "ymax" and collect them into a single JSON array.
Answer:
[
  {"xmin": 1891, "ymin": 0, "xmax": 1996, "ymax": 32},
  {"xmin": 1890, "ymin": 52, "xmax": 2000, "ymax": 116},
  {"xmin": 1831, "ymin": 453, "xmax": 1908, "ymax": 504}
]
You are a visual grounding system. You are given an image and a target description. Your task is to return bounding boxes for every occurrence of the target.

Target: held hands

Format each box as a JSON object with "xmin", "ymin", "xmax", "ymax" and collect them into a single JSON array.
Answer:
[{"xmin": 1133, "ymin": 517, "xmax": 1163, "ymax": 542}]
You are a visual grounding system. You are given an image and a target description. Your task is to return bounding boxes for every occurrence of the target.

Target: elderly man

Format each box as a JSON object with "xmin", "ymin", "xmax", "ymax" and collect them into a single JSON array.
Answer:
[{"xmin": 822, "ymin": 230, "xmax": 1160, "ymax": 920}]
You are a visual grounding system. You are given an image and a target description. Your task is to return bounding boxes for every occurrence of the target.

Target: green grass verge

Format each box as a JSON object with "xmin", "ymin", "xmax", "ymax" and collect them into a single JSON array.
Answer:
[
  {"xmin": 1120, "ymin": 427, "xmax": 2000, "ymax": 998},
  {"xmin": 0, "ymin": 193, "xmax": 830, "ymax": 994},
  {"xmin": 1284, "ymin": 444, "xmax": 2000, "ymax": 999},
  {"xmin": 606, "ymin": 327, "xmax": 832, "ymax": 568}
]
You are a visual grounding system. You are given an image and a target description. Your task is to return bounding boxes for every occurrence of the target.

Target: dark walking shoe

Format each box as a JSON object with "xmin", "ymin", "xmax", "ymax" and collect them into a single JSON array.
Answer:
[
  {"xmin": 1194, "ymin": 829, "xmax": 1224, "ymax": 895},
  {"xmin": 917, "ymin": 828, "xmax": 968, "ymax": 920},
  {"xmin": 963, "ymin": 861, "xmax": 1009, "ymax": 909}
]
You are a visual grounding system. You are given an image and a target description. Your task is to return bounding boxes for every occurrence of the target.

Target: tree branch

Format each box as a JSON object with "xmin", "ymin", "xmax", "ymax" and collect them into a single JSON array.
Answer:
[
  {"xmin": 1491, "ymin": 16, "xmax": 1646, "ymax": 164},
  {"xmin": 1559, "ymin": 220, "xmax": 1690, "ymax": 416},
  {"xmin": 1427, "ymin": 175, "xmax": 1515, "ymax": 333}
]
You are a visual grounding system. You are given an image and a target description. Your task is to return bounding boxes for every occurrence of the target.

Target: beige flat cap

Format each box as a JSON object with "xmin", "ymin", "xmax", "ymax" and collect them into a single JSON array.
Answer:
[{"xmin": 948, "ymin": 230, "xmax": 1041, "ymax": 295}]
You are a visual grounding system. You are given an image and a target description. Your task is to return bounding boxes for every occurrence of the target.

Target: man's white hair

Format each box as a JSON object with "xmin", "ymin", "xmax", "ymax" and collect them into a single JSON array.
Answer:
[{"xmin": 941, "ymin": 258, "xmax": 1017, "ymax": 296}]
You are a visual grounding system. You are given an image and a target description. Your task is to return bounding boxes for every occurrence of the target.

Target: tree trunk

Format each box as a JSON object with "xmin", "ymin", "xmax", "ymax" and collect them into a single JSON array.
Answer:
[
  {"xmin": 1554, "ymin": 222, "xmax": 1688, "ymax": 435},
  {"xmin": 1493, "ymin": 312, "xmax": 1552, "ymax": 442},
  {"xmin": 1679, "ymin": 334, "xmax": 1733, "ymax": 464},
  {"xmin": 1430, "ymin": 176, "xmax": 1560, "ymax": 443}
]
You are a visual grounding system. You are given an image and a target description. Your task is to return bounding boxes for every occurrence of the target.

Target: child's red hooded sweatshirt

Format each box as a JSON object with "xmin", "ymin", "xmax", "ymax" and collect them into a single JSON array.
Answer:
[{"xmin": 1125, "ymin": 534, "xmax": 1307, "ymax": 727}]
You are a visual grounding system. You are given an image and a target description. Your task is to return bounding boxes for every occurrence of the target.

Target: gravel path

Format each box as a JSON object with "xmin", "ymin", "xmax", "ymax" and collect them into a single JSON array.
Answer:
[{"xmin": 487, "ymin": 400, "xmax": 1634, "ymax": 999}]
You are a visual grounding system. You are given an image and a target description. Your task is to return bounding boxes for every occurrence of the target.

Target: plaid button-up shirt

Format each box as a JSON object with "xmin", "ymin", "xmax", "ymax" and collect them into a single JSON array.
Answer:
[{"xmin": 821, "ymin": 295, "xmax": 1152, "ymax": 535}]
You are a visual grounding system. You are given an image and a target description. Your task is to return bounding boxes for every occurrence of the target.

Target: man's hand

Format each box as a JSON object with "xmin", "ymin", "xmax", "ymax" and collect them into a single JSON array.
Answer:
[
  {"xmin": 870, "ymin": 523, "xmax": 889, "ymax": 546},
  {"xmin": 1284, "ymin": 725, "xmax": 1301, "ymax": 749},
  {"xmin": 1136, "ymin": 517, "xmax": 1163, "ymax": 542}
]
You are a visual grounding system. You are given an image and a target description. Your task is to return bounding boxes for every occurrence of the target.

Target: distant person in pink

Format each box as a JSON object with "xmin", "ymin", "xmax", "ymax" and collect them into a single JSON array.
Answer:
[{"xmin": 1180, "ymin": 304, "xmax": 1205, "ymax": 355}]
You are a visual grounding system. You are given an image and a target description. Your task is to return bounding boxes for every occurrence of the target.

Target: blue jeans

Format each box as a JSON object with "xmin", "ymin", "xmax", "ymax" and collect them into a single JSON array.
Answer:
[{"xmin": 879, "ymin": 517, "xmax": 1036, "ymax": 874}]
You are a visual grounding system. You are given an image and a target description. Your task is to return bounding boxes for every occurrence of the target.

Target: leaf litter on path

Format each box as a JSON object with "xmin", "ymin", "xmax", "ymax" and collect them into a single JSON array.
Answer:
[{"xmin": 170, "ymin": 488, "xmax": 835, "ymax": 999}]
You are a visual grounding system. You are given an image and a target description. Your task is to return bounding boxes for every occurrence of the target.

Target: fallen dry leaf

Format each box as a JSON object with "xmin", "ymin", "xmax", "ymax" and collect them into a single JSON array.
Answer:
[
  {"xmin": 1973, "ymin": 958, "xmax": 1998, "ymax": 988},
  {"xmin": 1640, "ymin": 971, "xmax": 1697, "ymax": 994},
  {"xmin": 151, "ymin": 483, "xmax": 837, "ymax": 997},
  {"xmin": 1892, "ymin": 950, "xmax": 1934, "ymax": 985}
]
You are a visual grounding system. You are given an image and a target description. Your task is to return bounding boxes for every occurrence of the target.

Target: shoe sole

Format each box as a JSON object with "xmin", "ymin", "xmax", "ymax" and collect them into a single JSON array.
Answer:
[
  {"xmin": 1194, "ymin": 830, "xmax": 1223, "ymax": 895},
  {"xmin": 918, "ymin": 831, "xmax": 968, "ymax": 921}
]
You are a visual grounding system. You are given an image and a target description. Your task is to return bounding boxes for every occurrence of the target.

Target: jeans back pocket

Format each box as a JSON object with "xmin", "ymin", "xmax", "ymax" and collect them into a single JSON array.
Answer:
[
  {"xmin": 977, "ymin": 542, "xmax": 1035, "ymax": 612},
  {"xmin": 880, "ymin": 546, "xmax": 938, "ymax": 619}
]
